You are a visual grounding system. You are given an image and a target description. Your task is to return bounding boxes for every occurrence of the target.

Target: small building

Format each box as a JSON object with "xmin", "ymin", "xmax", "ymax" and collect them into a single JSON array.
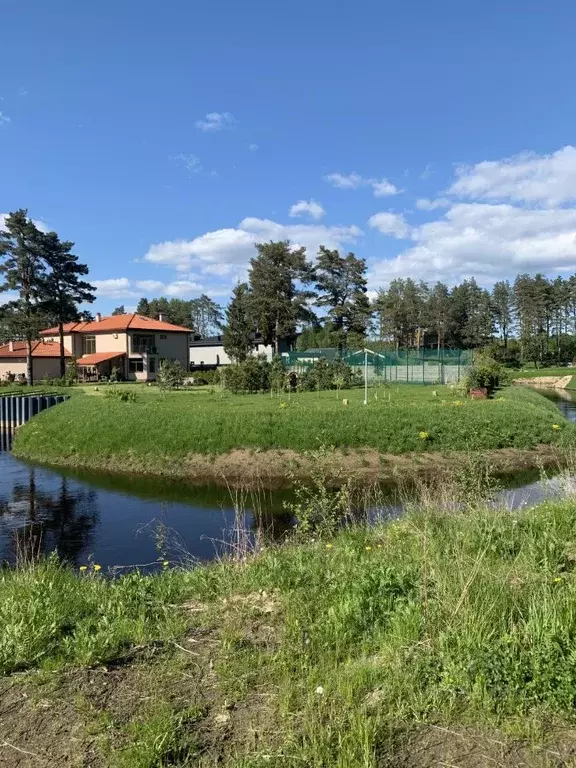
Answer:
[
  {"xmin": 40, "ymin": 313, "xmax": 191, "ymax": 382},
  {"xmin": 0, "ymin": 340, "xmax": 70, "ymax": 382},
  {"xmin": 189, "ymin": 333, "xmax": 289, "ymax": 371}
]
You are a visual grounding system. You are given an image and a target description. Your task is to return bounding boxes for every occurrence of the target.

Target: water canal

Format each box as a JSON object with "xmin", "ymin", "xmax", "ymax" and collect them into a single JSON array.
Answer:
[{"xmin": 0, "ymin": 389, "xmax": 574, "ymax": 568}]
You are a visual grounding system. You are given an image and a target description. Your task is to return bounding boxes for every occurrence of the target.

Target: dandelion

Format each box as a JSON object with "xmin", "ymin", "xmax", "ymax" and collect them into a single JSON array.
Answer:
[
  {"xmin": 93, "ymin": 564, "xmax": 102, "ymax": 572},
  {"xmin": 315, "ymin": 685, "xmax": 325, "ymax": 695},
  {"xmin": 79, "ymin": 566, "xmax": 88, "ymax": 572},
  {"xmin": 365, "ymin": 545, "xmax": 372, "ymax": 551},
  {"xmin": 554, "ymin": 577, "xmax": 563, "ymax": 583},
  {"xmin": 162, "ymin": 560, "xmax": 169, "ymax": 567},
  {"xmin": 419, "ymin": 431, "xmax": 429, "ymax": 440},
  {"xmin": 553, "ymin": 424, "xmax": 561, "ymax": 430},
  {"xmin": 325, "ymin": 543, "xmax": 333, "ymax": 549}
]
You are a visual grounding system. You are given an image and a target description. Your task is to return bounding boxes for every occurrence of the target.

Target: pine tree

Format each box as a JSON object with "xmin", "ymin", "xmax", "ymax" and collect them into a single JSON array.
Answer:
[
  {"xmin": 0, "ymin": 210, "xmax": 48, "ymax": 384},
  {"xmin": 112, "ymin": 305, "xmax": 125, "ymax": 316},
  {"xmin": 428, "ymin": 282, "xmax": 451, "ymax": 353},
  {"xmin": 248, "ymin": 240, "xmax": 314, "ymax": 354},
  {"xmin": 136, "ymin": 297, "xmax": 151, "ymax": 316},
  {"xmin": 42, "ymin": 230, "xmax": 95, "ymax": 377},
  {"xmin": 189, "ymin": 295, "xmax": 223, "ymax": 336},
  {"xmin": 223, "ymin": 283, "xmax": 254, "ymax": 362},
  {"xmin": 314, "ymin": 247, "xmax": 371, "ymax": 351},
  {"xmin": 491, "ymin": 281, "xmax": 514, "ymax": 349}
]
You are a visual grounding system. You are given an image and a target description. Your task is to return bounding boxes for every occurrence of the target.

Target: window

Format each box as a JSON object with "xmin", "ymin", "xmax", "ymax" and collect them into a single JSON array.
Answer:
[
  {"xmin": 132, "ymin": 334, "xmax": 155, "ymax": 354},
  {"xmin": 82, "ymin": 335, "xmax": 96, "ymax": 355},
  {"xmin": 129, "ymin": 358, "xmax": 144, "ymax": 373},
  {"xmin": 149, "ymin": 358, "xmax": 156, "ymax": 374}
]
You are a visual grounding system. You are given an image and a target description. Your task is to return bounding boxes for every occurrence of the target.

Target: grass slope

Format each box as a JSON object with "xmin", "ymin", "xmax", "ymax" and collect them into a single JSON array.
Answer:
[
  {"xmin": 12, "ymin": 386, "xmax": 574, "ymax": 478},
  {"xmin": 4, "ymin": 500, "xmax": 576, "ymax": 765}
]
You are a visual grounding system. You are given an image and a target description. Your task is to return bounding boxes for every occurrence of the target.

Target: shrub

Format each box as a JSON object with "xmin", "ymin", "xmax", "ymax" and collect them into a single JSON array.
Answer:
[
  {"xmin": 464, "ymin": 352, "xmax": 509, "ymax": 396},
  {"xmin": 220, "ymin": 355, "xmax": 271, "ymax": 393},
  {"xmin": 157, "ymin": 360, "xmax": 185, "ymax": 390},
  {"xmin": 104, "ymin": 388, "xmax": 137, "ymax": 403}
]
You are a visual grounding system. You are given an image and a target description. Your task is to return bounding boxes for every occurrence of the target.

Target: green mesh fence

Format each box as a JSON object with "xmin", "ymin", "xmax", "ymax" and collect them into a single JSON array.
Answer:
[{"xmin": 283, "ymin": 348, "xmax": 472, "ymax": 384}]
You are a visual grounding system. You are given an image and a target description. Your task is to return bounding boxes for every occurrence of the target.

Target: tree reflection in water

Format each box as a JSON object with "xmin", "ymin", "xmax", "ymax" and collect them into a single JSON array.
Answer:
[{"xmin": 0, "ymin": 468, "xmax": 99, "ymax": 566}]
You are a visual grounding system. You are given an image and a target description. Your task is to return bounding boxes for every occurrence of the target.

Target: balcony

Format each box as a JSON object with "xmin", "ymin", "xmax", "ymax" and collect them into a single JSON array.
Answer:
[{"xmin": 132, "ymin": 345, "xmax": 158, "ymax": 355}]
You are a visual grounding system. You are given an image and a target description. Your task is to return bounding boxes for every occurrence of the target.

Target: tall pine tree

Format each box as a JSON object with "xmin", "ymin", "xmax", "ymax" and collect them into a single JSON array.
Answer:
[{"xmin": 223, "ymin": 283, "xmax": 253, "ymax": 362}]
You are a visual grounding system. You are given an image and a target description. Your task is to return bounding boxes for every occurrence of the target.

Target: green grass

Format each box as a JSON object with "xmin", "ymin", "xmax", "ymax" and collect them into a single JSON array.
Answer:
[
  {"xmin": 6, "ymin": 498, "xmax": 576, "ymax": 764},
  {"xmin": 511, "ymin": 366, "xmax": 576, "ymax": 380},
  {"xmin": 12, "ymin": 385, "xmax": 575, "ymax": 477}
]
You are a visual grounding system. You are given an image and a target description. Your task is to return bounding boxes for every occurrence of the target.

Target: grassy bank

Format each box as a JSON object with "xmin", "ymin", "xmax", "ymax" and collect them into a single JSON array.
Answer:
[
  {"xmin": 11, "ymin": 385, "xmax": 575, "ymax": 483},
  {"xmin": 4, "ymin": 497, "xmax": 576, "ymax": 766}
]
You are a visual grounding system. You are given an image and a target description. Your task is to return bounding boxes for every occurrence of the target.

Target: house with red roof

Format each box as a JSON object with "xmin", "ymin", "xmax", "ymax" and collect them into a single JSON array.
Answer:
[{"xmin": 0, "ymin": 313, "xmax": 191, "ymax": 382}]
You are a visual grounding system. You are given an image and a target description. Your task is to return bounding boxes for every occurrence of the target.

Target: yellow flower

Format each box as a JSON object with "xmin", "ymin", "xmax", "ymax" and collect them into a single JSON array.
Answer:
[
  {"xmin": 554, "ymin": 577, "xmax": 563, "ymax": 583},
  {"xmin": 79, "ymin": 566, "xmax": 87, "ymax": 572},
  {"xmin": 418, "ymin": 431, "xmax": 429, "ymax": 440},
  {"xmin": 325, "ymin": 543, "xmax": 333, "ymax": 549},
  {"xmin": 553, "ymin": 424, "xmax": 561, "ymax": 430},
  {"xmin": 162, "ymin": 560, "xmax": 169, "ymax": 567},
  {"xmin": 93, "ymin": 564, "xmax": 102, "ymax": 572},
  {"xmin": 365, "ymin": 545, "xmax": 372, "ymax": 551}
]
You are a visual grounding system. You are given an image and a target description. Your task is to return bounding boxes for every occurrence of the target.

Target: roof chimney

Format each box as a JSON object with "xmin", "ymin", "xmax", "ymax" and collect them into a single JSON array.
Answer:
[
  {"xmin": 9, "ymin": 341, "xmax": 13, "ymax": 352},
  {"xmin": 158, "ymin": 313, "xmax": 165, "ymax": 322},
  {"xmin": 96, "ymin": 313, "xmax": 102, "ymax": 323}
]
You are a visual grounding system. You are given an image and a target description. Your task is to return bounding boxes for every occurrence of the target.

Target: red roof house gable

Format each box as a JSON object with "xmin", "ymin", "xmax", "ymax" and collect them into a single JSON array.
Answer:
[
  {"xmin": 41, "ymin": 314, "xmax": 191, "ymax": 336},
  {"xmin": 0, "ymin": 341, "xmax": 71, "ymax": 358}
]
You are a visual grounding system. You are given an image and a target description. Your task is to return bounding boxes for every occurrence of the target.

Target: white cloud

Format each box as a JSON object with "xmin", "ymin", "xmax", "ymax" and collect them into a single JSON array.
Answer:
[
  {"xmin": 416, "ymin": 197, "xmax": 450, "ymax": 210},
  {"xmin": 0, "ymin": 112, "xmax": 10, "ymax": 126},
  {"xmin": 289, "ymin": 199, "xmax": 325, "ymax": 220},
  {"xmin": 420, "ymin": 163, "xmax": 433, "ymax": 180},
  {"xmin": 324, "ymin": 172, "xmax": 400, "ymax": 197},
  {"xmin": 372, "ymin": 179, "xmax": 400, "ymax": 197},
  {"xmin": 195, "ymin": 112, "xmax": 236, "ymax": 132},
  {"xmin": 172, "ymin": 153, "xmax": 202, "ymax": 174},
  {"xmin": 93, "ymin": 278, "xmax": 139, "ymax": 299},
  {"xmin": 369, "ymin": 202, "xmax": 576, "ymax": 286},
  {"xmin": 448, "ymin": 146, "xmax": 576, "ymax": 206},
  {"xmin": 135, "ymin": 280, "xmax": 165, "ymax": 293},
  {"xmin": 324, "ymin": 172, "xmax": 365, "ymax": 190},
  {"xmin": 368, "ymin": 212, "xmax": 410, "ymax": 238},
  {"xmin": 249, "ymin": 143, "xmax": 259, "ymax": 151},
  {"xmin": 143, "ymin": 218, "xmax": 362, "ymax": 276}
]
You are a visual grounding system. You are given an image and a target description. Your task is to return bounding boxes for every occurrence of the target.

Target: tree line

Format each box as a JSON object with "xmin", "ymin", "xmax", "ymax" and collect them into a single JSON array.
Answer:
[
  {"xmin": 0, "ymin": 210, "xmax": 95, "ymax": 384},
  {"xmin": 134, "ymin": 239, "xmax": 576, "ymax": 367}
]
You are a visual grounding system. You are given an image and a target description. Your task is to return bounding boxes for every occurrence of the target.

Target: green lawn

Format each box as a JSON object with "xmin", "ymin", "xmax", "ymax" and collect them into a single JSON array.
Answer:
[
  {"xmin": 4, "ymin": 497, "xmax": 576, "ymax": 765},
  {"xmin": 511, "ymin": 366, "xmax": 576, "ymax": 380},
  {"xmin": 11, "ymin": 384, "xmax": 575, "ymax": 479}
]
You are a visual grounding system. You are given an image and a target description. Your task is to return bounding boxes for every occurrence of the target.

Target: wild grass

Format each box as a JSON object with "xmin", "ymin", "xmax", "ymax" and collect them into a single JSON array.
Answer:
[
  {"xmin": 511, "ymin": 366, "xmax": 576, "ymax": 381},
  {"xmin": 5, "ymin": 481, "xmax": 576, "ymax": 764},
  {"xmin": 12, "ymin": 385, "xmax": 575, "ymax": 474}
]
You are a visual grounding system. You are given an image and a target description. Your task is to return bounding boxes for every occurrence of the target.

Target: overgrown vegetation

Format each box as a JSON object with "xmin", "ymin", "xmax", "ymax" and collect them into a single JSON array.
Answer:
[{"xmin": 6, "ymin": 488, "xmax": 576, "ymax": 765}]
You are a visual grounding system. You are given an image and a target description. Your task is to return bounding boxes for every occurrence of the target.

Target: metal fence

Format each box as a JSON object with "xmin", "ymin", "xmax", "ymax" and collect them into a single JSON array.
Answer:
[
  {"xmin": 283, "ymin": 348, "xmax": 472, "ymax": 385},
  {"xmin": 0, "ymin": 393, "xmax": 69, "ymax": 451}
]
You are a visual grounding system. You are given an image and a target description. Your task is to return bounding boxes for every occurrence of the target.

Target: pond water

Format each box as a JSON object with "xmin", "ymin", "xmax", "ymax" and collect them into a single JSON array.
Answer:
[{"xmin": 1, "ymin": 389, "xmax": 575, "ymax": 568}]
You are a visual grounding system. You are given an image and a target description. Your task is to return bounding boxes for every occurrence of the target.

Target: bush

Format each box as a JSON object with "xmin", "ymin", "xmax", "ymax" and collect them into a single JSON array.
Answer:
[
  {"xmin": 465, "ymin": 352, "xmax": 509, "ymax": 396},
  {"xmin": 220, "ymin": 355, "xmax": 271, "ymax": 393},
  {"xmin": 104, "ymin": 388, "xmax": 137, "ymax": 403},
  {"xmin": 297, "ymin": 359, "xmax": 364, "ymax": 392},
  {"xmin": 157, "ymin": 360, "xmax": 185, "ymax": 390}
]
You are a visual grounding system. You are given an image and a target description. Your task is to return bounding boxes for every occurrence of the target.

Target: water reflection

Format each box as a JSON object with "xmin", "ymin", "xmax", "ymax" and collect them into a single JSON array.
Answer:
[{"xmin": 0, "ymin": 467, "xmax": 99, "ymax": 566}]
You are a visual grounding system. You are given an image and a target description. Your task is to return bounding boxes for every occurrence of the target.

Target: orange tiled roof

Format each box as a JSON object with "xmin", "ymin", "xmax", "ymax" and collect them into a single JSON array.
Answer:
[
  {"xmin": 77, "ymin": 351, "xmax": 126, "ymax": 366},
  {"xmin": 41, "ymin": 314, "xmax": 191, "ymax": 335},
  {"xmin": 0, "ymin": 341, "xmax": 71, "ymax": 358}
]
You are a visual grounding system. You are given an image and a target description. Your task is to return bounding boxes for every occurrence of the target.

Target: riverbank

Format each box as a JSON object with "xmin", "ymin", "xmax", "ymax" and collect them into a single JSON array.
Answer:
[
  {"xmin": 11, "ymin": 385, "xmax": 575, "ymax": 486},
  {"xmin": 3, "ymin": 497, "xmax": 576, "ymax": 766}
]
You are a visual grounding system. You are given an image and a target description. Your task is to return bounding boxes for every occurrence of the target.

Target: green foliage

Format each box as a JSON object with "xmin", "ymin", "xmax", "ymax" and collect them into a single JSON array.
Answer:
[
  {"xmin": 105, "ymin": 387, "xmax": 137, "ymax": 403},
  {"xmin": 465, "ymin": 352, "xmax": 509, "ymax": 395},
  {"xmin": 223, "ymin": 282, "xmax": 254, "ymax": 363},
  {"xmin": 156, "ymin": 359, "xmax": 185, "ymax": 390},
  {"xmin": 297, "ymin": 358, "xmax": 363, "ymax": 392},
  {"xmin": 220, "ymin": 355, "xmax": 270, "ymax": 393}
]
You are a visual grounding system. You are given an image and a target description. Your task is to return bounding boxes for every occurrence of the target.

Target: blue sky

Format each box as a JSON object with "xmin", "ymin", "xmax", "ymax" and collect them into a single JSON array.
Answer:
[{"xmin": 2, "ymin": 0, "xmax": 576, "ymax": 313}]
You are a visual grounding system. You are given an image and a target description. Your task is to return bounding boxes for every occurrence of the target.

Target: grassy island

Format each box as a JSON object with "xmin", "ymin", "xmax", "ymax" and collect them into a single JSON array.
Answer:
[{"xmin": 11, "ymin": 384, "xmax": 575, "ymax": 484}]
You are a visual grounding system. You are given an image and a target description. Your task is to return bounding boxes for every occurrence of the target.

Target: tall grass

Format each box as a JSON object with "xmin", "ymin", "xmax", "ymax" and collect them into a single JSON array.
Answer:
[{"xmin": 5, "ymin": 468, "xmax": 576, "ymax": 764}]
